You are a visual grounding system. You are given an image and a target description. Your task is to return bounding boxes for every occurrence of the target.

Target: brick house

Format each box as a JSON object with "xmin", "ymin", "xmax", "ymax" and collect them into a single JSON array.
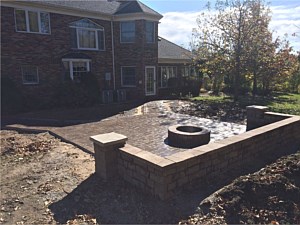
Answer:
[{"xmin": 1, "ymin": 0, "xmax": 195, "ymax": 107}]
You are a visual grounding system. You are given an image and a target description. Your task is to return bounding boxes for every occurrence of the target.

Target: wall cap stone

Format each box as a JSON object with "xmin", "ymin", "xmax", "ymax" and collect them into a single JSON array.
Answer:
[
  {"xmin": 264, "ymin": 111, "xmax": 293, "ymax": 118},
  {"xmin": 119, "ymin": 145, "xmax": 174, "ymax": 168},
  {"xmin": 119, "ymin": 144, "xmax": 143, "ymax": 155},
  {"xmin": 90, "ymin": 132, "xmax": 128, "ymax": 147}
]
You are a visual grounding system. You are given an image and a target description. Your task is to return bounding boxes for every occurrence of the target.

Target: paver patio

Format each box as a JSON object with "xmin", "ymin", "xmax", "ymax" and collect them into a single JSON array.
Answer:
[{"xmin": 5, "ymin": 101, "xmax": 246, "ymax": 157}]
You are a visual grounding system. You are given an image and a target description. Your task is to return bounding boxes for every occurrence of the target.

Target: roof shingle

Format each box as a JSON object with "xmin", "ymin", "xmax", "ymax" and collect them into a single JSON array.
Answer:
[
  {"xmin": 38, "ymin": 0, "xmax": 162, "ymax": 18},
  {"xmin": 158, "ymin": 37, "xmax": 192, "ymax": 61}
]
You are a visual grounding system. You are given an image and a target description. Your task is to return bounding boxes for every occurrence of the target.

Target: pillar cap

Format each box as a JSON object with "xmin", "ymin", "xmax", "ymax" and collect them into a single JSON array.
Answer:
[{"xmin": 90, "ymin": 132, "xmax": 128, "ymax": 147}]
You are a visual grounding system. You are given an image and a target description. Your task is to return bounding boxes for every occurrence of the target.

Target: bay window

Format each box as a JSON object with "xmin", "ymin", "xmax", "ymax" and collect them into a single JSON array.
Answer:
[
  {"xmin": 120, "ymin": 21, "xmax": 135, "ymax": 43},
  {"xmin": 146, "ymin": 21, "xmax": 155, "ymax": 43}
]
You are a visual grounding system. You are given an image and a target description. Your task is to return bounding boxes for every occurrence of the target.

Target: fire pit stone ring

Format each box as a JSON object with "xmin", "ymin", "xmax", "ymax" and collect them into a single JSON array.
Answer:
[{"xmin": 168, "ymin": 125, "xmax": 210, "ymax": 148}]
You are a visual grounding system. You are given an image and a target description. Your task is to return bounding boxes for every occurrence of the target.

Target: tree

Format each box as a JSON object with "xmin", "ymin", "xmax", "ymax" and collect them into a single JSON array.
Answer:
[{"xmin": 194, "ymin": 0, "xmax": 272, "ymax": 99}]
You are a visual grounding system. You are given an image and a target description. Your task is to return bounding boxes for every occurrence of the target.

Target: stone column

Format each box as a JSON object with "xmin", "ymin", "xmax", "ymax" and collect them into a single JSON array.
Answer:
[
  {"xmin": 90, "ymin": 132, "xmax": 128, "ymax": 180},
  {"xmin": 246, "ymin": 105, "xmax": 269, "ymax": 131}
]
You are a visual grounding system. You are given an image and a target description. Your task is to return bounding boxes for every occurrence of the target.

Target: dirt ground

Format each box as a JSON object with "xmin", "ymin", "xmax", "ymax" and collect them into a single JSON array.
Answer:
[
  {"xmin": 1, "ymin": 130, "xmax": 299, "ymax": 224},
  {"xmin": 0, "ymin": 130, "xmax": 209, "ymax": 224},
  {"xmin": 0, "ymin": 130, "xmax": 94, "ymax": 224},
  {"xmin": 180, "ymin": 151, "xmax": 300, "ymax": 224}
]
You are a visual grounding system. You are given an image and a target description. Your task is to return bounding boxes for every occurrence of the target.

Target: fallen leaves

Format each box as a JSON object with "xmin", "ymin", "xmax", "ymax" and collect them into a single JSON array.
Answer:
[{"xmin": 66, "ymin": 214, "xmax": 97, "ymax": 225}]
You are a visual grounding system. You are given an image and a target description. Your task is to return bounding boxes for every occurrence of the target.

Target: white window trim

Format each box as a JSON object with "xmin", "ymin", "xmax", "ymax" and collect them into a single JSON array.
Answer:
[
  {"xmin": 120, "ymin": 21, "xmax": 135, "ymax": 43},
  {"xmin": 70, "ymin": 25, "xmax": 105, "ymax": 51},
  {"xmin": 121, "ymin": 66, "xmax": 136, "ymax": 87},
  {"xmin": 62, "ymin": 59, "xmax": 91, "ymax": 81},
  {"xmin": 158, "ymin": 66, "xmax": 177, "ymax": 88},
  {"xmin": 14, "ymin": 8, "xmax": 51, "ymax": 35},
  {"xmin": 22, "ymin": 66, "xmax": 39, "ymax": 85},
  {"xmin": 146, "ymin": 21, "xmax": 155, "ymax": 43}
]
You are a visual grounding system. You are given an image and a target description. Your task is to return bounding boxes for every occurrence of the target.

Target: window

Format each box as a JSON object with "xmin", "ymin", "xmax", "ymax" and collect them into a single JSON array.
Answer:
[
  {"xmin": 181, "ymin": 66, "xmax": 190, "ymax": 77},
  {"xmin": 22, "ymin": 66, "xmax": 39, "ymax": 84},
  {"xmin": 62, "ymin": 59, "xmax": 91, "ymax": 83},
  {"xmin": 181, "ymin": 66, "xmax": 197, "ymax": 77},
  {"xmin": 158, "ymin": 66, "xmax": 177, "ymax": 88},
  {"xmin": 15, "ymin": 9, "xmax": 50, "ymax": 34},
  {"xmin": 69, "ymin": 19, "xmax": 105, "ymax": 50},
  {"xmin": 146, "ymin": 21, "xmax": 155, "ymax": 43},
  {"xmin": 121, "ymin": 67, "xmax": 136, "ymax": 87},
  {"xmin": 120, "ymin": 21, "xmax": 135, "ymax": 43}
]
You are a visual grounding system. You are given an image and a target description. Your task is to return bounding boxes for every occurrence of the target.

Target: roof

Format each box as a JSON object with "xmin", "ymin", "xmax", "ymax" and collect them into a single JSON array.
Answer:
[
  {"xmin": 158, "ymin": 37, "xmax": 192, "ymax": 63},
  {"xmin": 37, "ymin": 0, "xmax": 162, "ymax": 18},
  {"xmin": 115, "ymin": 1, "xmax": 161, "ymax": 15}
]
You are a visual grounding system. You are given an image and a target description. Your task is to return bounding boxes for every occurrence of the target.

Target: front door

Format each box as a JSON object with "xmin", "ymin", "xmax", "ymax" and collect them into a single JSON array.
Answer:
[{"xmin": 145, "ymin": 66, "xmax": 156, "ymax": 96}]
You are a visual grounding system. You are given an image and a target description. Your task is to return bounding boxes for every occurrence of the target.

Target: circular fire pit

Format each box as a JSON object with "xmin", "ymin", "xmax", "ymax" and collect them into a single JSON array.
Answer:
[{"xmin": 168, "ymin": 125, "xmax": 210, "ymax": 148}]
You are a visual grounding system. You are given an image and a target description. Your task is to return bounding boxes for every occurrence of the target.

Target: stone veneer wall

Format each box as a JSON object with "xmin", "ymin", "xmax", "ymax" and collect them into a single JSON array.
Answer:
[{"xmin": 116, "ymin": 110, "xmax": 300, "ymax": 200}]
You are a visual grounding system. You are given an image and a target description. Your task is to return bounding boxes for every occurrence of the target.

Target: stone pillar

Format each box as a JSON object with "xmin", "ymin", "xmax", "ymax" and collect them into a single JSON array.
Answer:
[
  {"xmin": 90, "ymin": 132, "xmax": 128, "ymax": 180},
  {"xmin": 246, "ymin": 105, "xmax": 269, "ymax": 131}
]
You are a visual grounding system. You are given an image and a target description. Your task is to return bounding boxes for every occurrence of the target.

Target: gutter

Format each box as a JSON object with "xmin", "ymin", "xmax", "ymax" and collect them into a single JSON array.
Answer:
[{"xmin": 111, "ymin": 19, "xmax": 116, "ymax": 91}]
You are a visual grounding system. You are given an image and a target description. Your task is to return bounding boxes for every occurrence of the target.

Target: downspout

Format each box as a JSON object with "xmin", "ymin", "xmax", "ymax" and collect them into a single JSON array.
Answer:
[{"xmin": 111, "ymin": 19, "xmax": 116, "ymax": 90}]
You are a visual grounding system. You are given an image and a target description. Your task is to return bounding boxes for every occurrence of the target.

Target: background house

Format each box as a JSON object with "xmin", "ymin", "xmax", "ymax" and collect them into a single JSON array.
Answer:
[
  {"xmin": 1, "ymin": 0, "xmax": 196, "ymax": 111},
  {"xmin": 157, "ymin": 37, "xmax": 198, "ymax": 96}
]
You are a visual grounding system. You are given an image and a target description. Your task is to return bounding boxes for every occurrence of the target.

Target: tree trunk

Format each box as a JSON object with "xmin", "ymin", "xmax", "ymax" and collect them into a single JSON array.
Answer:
[
  {"xmin": 252, "ymin": 72, "xmax": 257, "ymax": 96},
  {"xmin": 234, "ymin": 7, "xmax": 243, "ymax": 102}
]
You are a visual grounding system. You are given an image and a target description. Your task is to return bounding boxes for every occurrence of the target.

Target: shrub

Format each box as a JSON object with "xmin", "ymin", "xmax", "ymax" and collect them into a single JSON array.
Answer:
[
  {"xmin": 1, "ymin": 77, "xmax": 24, "ymax": 114},
  {"xmin": 54, "ymin": 72, "xmax": 100, "ymax": 108}
]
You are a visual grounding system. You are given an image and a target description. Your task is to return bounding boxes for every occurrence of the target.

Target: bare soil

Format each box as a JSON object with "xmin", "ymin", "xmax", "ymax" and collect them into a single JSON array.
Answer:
[
  {"xmin": 0, "ymin": 130, "xmax": 94, "ymax": 224},
  {"xmin": 180, "ymin": 151, "xmax": 300, "ymax": 224}
]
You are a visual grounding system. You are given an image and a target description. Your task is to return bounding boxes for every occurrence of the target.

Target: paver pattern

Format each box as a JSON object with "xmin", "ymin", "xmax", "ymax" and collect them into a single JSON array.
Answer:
[
  {"xmin": 7, "ymin": 101, "xmax": 246, "ymax": 157},
  {"xmin": 48, "ymin": 101, "xmax": 245, "ymax": 156}
]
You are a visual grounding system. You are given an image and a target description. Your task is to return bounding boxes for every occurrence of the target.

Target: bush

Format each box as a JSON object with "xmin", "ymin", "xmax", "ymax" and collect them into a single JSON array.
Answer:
[
  {"xmin": 54, "ymin": 72, "xmax": 100, "ymax": 108},
  {"xmin": 1, "ymin": 77, "xmax": 24, "ymax": 114}
]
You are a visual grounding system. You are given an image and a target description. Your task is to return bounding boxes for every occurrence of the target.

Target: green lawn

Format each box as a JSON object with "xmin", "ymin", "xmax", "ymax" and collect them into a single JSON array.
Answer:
[{"xmin": 191, "ymin": 93, "xmax": 300, "ymax": 115}]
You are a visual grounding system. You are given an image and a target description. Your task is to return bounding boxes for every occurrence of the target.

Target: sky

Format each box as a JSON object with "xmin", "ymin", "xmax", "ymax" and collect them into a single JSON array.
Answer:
[{"xmin": 141, "ymin": 0, "xmax": 300, "ymax": 52}]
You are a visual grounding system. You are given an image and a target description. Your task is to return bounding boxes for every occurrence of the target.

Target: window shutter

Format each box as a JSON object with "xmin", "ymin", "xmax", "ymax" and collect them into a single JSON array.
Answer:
[
  {"xmin": 98, "ymin": 30, "xmax": 104, "ymax": 50},
  {"xmin": 70, "ymin": 27, "xmax": 77, "ymax": 49}
]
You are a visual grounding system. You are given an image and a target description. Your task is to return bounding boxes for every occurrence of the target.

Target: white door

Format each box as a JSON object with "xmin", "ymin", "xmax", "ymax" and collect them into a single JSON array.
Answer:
[{"xmin": 145, "ymin": 66, "xmax": 156, "ymax": 96}]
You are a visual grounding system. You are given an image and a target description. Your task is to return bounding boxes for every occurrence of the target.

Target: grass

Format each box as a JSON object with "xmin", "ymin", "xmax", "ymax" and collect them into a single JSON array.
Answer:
[{"xmin": 191, "ymin": 93, "xmax": 300, "ymax": 116}]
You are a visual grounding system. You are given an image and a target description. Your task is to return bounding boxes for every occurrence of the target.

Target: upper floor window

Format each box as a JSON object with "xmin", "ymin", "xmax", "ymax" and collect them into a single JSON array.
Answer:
[
  {"xmin": 146, "ymin": 21, "xmax": 155, "ymax": 43},
  {"xmin": 15, "ymin": 9, "xmax": 50, "ymax": 34},
  {"xmin": 120, "ymin": 21, "xmax": 135, "ymax": 43},
  {"xmin": 22, "ymin": 65, "xmax": 39, "ymax": 84},
  {"xmin": 69, "ymin": 19, "xmax": 105, "ymax": 50},
  {"xmin": 121, "ymin": 66, "xmax": 136, "ymax": 87}
]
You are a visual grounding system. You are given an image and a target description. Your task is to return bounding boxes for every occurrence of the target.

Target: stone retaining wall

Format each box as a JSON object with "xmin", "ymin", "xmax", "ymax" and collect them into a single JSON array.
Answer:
[{"xmin": 91, "ymin": 106, "xmax": 300, "ymax": 200}]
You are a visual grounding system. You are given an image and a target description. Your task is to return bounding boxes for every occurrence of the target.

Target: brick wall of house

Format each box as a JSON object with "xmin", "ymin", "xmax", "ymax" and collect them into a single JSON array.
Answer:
[
  {"xmin": 1, "ymin": 6, "xmax": 159, "ymax": 107},
  {"xmin": 113, "ymin": 20, "xmax": 158, "ymax": 99}
]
